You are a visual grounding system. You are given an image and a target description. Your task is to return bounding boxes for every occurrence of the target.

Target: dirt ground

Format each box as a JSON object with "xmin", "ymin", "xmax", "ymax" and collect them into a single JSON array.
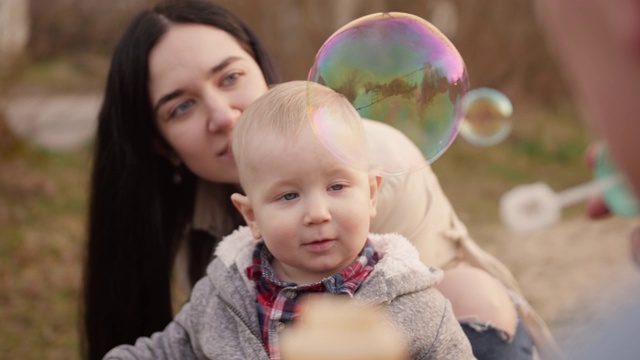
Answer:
[
  {"xmin": 471, "ymin": 216, "xmax": 640, "ymax": 346},
  {"xmin": 2, "ymin": 92, "xmax": 639, "ymax": 353}
]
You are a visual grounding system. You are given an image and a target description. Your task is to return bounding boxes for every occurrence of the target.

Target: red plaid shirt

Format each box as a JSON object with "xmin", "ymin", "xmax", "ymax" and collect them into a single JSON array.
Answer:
[{"xmin": 246, "ymin": 239, "xmax": 379, "ymax": 360}]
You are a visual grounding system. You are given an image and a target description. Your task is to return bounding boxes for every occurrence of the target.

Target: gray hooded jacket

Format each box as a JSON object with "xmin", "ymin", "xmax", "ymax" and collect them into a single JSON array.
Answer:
[{"xmin": 104, "ymin": 227, "xmax": 475, "ymax": 360}]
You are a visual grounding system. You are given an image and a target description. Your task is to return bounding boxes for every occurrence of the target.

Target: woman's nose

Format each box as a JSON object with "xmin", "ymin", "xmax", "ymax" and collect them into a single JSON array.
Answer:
[
  {"xmin": 203, "ymin": 92, "xmax": 241, "ymax": 132},
  {"xmin": 303, "ymin": 195, "xmax": 332, "ymax": 226}
]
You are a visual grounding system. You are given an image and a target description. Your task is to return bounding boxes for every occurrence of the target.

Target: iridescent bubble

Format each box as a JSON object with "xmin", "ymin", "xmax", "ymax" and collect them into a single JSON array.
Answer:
[
  {"xmin": 309, "ymin": 104, "xmax": 370, "ymax": 173},
  {"xmin": 308, "ymin": 12, "xmax": 469, "ymax": 174},
  {"xmin": 459, "ymin": 87, "xmax": 513, "ymax": 147}
]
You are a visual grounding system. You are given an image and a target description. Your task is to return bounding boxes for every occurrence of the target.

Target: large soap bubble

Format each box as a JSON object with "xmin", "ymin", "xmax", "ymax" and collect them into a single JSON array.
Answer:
[
  {"xmin": 308, "ymin": 12, "xmax": 469, "ymax": 174},
  {"xmin": 459, "ymin": 87, "xmax": 513, "ymax": 147}
]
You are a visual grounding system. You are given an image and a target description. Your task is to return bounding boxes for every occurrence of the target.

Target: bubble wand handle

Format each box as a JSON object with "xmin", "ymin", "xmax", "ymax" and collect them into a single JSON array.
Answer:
[
  {"xmin": 555, "ymin": 175, "xmax": 622, "ymax": 208},
  {"xmin": 499, "ymin": 175, "xmax": 626, "ymax": 234}
]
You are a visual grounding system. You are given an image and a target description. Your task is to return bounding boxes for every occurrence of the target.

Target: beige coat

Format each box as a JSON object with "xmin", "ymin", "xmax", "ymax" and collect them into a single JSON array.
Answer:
[{"xmin": 364, "ymin": 120, "xmax": 562, "ymax": 360}]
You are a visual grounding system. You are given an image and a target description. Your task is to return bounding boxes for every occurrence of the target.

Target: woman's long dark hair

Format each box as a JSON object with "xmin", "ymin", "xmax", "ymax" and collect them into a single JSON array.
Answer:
[{"xmin": 82, "ymin": 1, "xmax": 282, "ymax": 358}]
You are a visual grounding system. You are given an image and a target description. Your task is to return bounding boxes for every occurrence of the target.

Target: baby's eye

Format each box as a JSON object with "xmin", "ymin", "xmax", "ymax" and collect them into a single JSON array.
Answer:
[
  {"xmin": 281, "ymin": 192, "xmax": 298, "ymax": 201},
  {"xmin": 170, "ymin": 100, "xmax": 194, "ymax": 118},
  {"xmin": 329, "ymin": 184, "xmax": 345, "ymax": 191}
]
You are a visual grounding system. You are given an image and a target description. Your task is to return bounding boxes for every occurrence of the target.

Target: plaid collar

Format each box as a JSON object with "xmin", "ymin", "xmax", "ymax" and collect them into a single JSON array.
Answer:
[{"xmin": 246, "ymin": 239, "xmax": 379, "ymax": 360}]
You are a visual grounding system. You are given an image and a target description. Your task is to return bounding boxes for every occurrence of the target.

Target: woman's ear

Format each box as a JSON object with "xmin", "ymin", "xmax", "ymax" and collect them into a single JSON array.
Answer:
[
  {"xmin": 231, "ymin": 193, "xmax": 261, "ymax": 239},
  {"xmin": 153, "ymin": 138, "xmax": 181, "ymax": 166},
  {"xmin": 369, "ymin": 174, "xmax": 383, "ymax": 218}
]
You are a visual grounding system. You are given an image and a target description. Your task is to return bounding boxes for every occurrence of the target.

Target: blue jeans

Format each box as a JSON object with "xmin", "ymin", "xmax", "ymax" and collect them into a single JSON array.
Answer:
[{"xmin": 461, "ymin": 319, "xmax": 533, "ymax": 360}]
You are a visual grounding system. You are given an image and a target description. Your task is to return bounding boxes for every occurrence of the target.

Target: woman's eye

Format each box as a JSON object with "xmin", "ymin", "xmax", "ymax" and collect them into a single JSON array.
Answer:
[
  {"xmin": 170, "ymin": 100, "xmax": 194, "ymax": 118},
  {"xmin": 282, "ymin": 193, "xmax": 298, "ymax": 201},
  {"xmin": 221, "ymin": 72, "xmax": 241, "ymax": 87},
  {"xmin": 329, "ymin": 184, "xmax": 344, "ymax": 191}
]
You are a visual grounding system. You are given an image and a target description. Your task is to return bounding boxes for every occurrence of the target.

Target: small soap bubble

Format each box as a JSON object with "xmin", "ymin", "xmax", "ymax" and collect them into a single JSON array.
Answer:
[
  {"xmin": 459, "ymin": 87, "xmax": 513, "ymax": 147},
  {"xmin": 308, "ymin": 12, "xmax": 469, "ymax": 174}
]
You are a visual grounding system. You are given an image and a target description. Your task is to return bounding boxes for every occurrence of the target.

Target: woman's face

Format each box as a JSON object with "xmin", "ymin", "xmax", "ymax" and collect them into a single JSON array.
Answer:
[{"xmin": 149, "ymin": 23, "xmax": 269, "ymax": 184}]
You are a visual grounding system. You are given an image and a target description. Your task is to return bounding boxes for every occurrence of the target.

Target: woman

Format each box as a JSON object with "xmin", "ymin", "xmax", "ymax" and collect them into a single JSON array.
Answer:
[{"xmin": 83, "ymin": 1, "xmax": 555, "ymax": 359}]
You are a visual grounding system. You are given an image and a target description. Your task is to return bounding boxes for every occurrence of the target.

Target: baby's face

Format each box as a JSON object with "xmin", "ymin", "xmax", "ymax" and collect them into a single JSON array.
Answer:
[{"xmin": 242, "ymin": 125, "xmax": 378, "ymax": 285}]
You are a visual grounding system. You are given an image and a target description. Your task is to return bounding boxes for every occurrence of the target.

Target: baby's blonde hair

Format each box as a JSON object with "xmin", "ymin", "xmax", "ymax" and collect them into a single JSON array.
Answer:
[{"xmin": 233, "ymin": 80, "xmax": 368, "ymax": 184}]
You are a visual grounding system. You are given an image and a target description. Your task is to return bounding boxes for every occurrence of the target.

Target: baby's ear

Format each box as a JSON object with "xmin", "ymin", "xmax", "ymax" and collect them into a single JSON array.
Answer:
[
  {"xmin": 231, "ymin": 193, "xmax": 261, "ymax": 239},
  {"xmin": 368, "ymin": 174, "xmax": 383, "ymax": 218}
]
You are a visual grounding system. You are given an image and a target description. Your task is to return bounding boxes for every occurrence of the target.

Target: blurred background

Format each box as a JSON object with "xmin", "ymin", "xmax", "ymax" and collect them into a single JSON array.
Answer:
[{"xmin": 0, "ymin": 0, "xmax": 638, "ymax": 358}]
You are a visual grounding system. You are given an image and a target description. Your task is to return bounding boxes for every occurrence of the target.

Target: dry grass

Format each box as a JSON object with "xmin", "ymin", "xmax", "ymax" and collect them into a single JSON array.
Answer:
[{"xmin": 0, "ymin": 136, "xmax": 90, "ymax": 359}]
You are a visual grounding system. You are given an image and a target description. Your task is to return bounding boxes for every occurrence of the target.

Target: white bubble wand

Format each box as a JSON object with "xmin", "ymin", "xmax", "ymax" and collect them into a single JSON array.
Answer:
[
  {"xmin": 499, "ymin": 175, "xmax": 623, "ymax": 234},
  {"xmin": 500, "ymin": 144, "xmax": 640, "ymax": 234}
]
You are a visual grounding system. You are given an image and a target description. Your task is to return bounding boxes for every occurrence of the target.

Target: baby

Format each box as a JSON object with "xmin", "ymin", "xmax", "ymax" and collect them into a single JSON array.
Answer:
[{"xmin": 103, "ymin": 80, "xmax": 474, "ymax": 359}]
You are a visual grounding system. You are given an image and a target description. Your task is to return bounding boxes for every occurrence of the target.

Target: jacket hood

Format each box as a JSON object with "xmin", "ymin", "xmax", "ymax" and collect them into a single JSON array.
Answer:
[{"xmin": 210, "ymin": 226, "xmax": 442, "ymax": 302}]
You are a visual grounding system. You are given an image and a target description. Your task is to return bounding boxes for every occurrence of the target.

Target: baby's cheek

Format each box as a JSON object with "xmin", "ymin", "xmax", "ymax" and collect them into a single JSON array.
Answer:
[
  {"xmin": 264, "ymin": 218, "xmax": 296, "ymax": 242},
  {"xmin": 344, "ymin": 209, "xmax": 372, "ymax": 239}
]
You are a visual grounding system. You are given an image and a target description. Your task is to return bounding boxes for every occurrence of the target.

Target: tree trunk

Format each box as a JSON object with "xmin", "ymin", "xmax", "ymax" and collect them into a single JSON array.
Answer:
[{"xmin": 0, "ymin": 0, "xmax": 30, "ymax": 72}]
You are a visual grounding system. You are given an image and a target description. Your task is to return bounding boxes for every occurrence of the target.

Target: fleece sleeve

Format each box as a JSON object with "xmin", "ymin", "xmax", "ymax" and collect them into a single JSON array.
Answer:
[
  {"xmin": 422, "ymin": 296, "xmax": 477, "ymax": 360},
  {"xmin": 390, "ymin": 287, "xmax": 477, "ymax": 360}
]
